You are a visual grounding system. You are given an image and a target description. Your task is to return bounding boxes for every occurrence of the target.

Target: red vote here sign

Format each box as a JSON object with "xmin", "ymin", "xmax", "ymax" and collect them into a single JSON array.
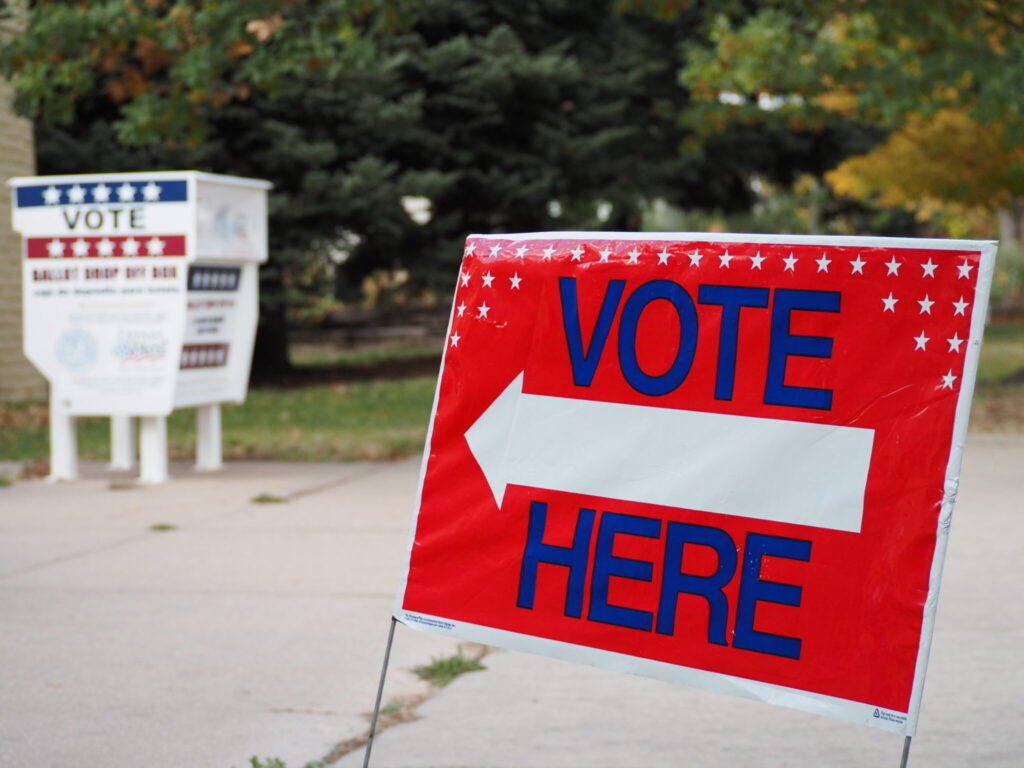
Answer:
[{"xmin": 396, "ymin": 233, "xmax": 996, "ymax": 734}]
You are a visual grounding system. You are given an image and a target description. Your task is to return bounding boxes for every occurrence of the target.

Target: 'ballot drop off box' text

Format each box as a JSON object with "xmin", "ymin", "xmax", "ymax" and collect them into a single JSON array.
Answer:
[{"xmin": 9, "ymin": 171, "xmax": 271, "ymax": 482}]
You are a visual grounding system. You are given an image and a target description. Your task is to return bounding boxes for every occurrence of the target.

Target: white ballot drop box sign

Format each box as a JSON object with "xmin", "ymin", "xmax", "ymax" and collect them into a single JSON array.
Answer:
[{"xmin": 8, "ymin": 171, "xmax": 271, "ymax": 482}]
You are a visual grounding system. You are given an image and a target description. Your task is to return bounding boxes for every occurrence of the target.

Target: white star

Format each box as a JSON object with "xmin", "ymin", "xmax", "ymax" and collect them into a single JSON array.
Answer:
[
  {"xmin": 142, "ymin": 181, "xmax": 162, "ymax": 201},
  {"xmin": 509, "ymin": 273, "xmax": 522, "ymax": 290},
  {"xmin": 816, "ymin": 252, "xmax": 831, "ymax": 272},
  {"xmin": 92, "ymin": 183, "xmax": 111, "ymax": 203},
  {"xmin": 456, "ymin": 302, "xmax": 467, "ymax": 317},
  {"xmin": 957, "ymin": 259, "xmax": 974, "ymax": 279},
  {"xmin": 657, "ymin": 248, "xmax": 671, "ymax": 265},
  {"xmin": 97, "ymin": 237, "xmax": 115, "ymax": 257},
  {"xmin": 67, "ymin": 184, "xmax": 86, "ymax": 204},
  {"xmin": 626, "ymin": 247, "xmax": 640, "ymax": 264},
  {"xmin": 146, "ymin": 237, "xmax": 165, "ymax": 256},
  {"xmin": 460, "ymin": 272, "xmax": 471, "ymax": 287},
  {"xmin": 449, "ymin": 331, "xmax": 461, "ymax": 348},
  {"xmin": 882, "ymin": 292, "xmax": 898, "ymax": 312},
  {"xmin": 542, "ymin": 245, "xmax": 555, "ymax": 260},
  {"xmin": 850, "ymin": 254, "xmax": 866, "ymax": 274},
  {"xmin": 917, "ymin": 295, "xmax": 934, "ymax": 314},
  {"xmin": 750, "ymin": 251, "xmax": 765, "ymax": 269},
  {"xmin": 515, "ymin": 245, "xmax": 527, "ymax": 259},
  {"xmin": 688, "ymin": 249, "xmax": 702, "ymax": 266},
  {"xmin": 570, "ymin": 246, "xmax": 584, "ymax": 262},
  {"xmin": 481, "ymin": 271, "xmax": 495, "ymax": 288},
  {"xmin": 117, "ymin": 182, "xmax": 136, "ymax": 202},
  {"xmin": 42, "ymin": 185, "xmax": 61, "ymax": 205},
  {"xmin": 885, "ymin": 256, "xmax": 902, "ymax": 275},
  {"xmin": 783, "ymin": 252, "xmax": 798, "ymax": 271},
  {"xmin": 465, "ymin": 242, "xmax": 476, "ymax": 256},
  {"xmin": 947, "ymin": 334, "xmax": 964, "ymax": 353},
  {"xmin": 477, "ymin": 302, "xmax": 491, "ymax": 319},
  {"xmin": 598, "ymin": 247, "xmax": 612, "ymax": 262},
  {"xmin": 952, "ymin": 296, "xmax": 969, "ymax": 316},
  {"xmin": 489, "ymin": 244, "xmax": 501, "ymax": 257},
  {"xmin": 122, "ymin": 237, "xmax": 140, "ymax": 256},
  {"xmin": 913, "ymin": 332, "xmax": 930, "ymax": 350},
  {"xmin": 941, "ymin": 370, "xmax": 957, "ymax": 389},
  {"xmin": 719, "ymin": 251, "xmax": 733, "ymax": 268},
  {"xmin": 46, "ymin": 238, "xmax": 65, "ymax": 257},
  {"xmin": 921, "ymin": 259, "xmax": 937, "ymax": 278},
  {"xmin": 71, "ymin": 238, "xmax": 90, "ymax": 257}
]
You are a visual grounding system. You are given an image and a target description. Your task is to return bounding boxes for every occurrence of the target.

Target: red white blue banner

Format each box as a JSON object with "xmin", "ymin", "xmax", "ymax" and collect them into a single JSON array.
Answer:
[
  {"xmin": 396, "ymin": 232, "xmax": 996, "ymax": 735},
  {"xmin": 13, "ymin": 179, "xmax": 188, "ymax": 208},
  {"xmin": 25, "ymin": 235, "xmax": 187, "ymax": 259}
]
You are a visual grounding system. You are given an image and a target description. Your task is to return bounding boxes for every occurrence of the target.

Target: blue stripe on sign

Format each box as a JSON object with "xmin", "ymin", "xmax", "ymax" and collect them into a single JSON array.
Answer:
[{"xmin": 15, "ymin": 179, "xmax": 188, "ymax": 207}]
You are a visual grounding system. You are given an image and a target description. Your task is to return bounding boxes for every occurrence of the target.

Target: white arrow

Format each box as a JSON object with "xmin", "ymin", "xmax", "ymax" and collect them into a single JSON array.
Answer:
[{"xmin": 465, "ymin": 373, "xmax": 874, "ymax": 533}]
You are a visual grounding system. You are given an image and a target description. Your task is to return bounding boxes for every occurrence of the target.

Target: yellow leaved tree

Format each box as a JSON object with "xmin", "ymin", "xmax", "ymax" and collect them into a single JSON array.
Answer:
[
  {"xmin": 680, "ymin": 1, "xmax": 1024, "ymax": 301},
  {"xmin": 827, "ymin": 109, "xmax": 1024, "ymax": 242}
]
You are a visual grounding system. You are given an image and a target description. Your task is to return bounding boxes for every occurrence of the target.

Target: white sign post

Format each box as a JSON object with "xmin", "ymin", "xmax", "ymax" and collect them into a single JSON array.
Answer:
[{"xmin": 9, "ymin": 171, "xmax": 271, "ymax": 482}]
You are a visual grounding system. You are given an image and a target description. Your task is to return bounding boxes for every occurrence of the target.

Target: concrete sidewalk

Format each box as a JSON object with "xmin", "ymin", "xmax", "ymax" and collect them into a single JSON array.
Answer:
[
  {"xmin": 0, "ymin": 457, "xmax": 463, "ymax": 768},
  {"xmin": 339, "ymin": 434, "xmax": 1024, "ymax": 768},
  {"xmin": 2, "ymin": 435, "xmax": 1022, "ymax": 767}
]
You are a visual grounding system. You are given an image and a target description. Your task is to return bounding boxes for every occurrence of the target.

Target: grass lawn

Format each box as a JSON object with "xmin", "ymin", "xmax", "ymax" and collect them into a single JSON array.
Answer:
[
  {"xmin": 1, "ymin": 323, "xmax": 1023, "ymax": 470},
  {"xmin": 221, "ymin": 378, "xmax": 437, "ymax": 461},
  {"xmin": 289, "ymin": 339, "xmax": 442, "ymax": 369},
  {"xmin": 971, "ymin": 323, "xmax": 1024, "ymax": 432},
  {"xmin": 975, "ymin": 323, "xmax": 1024, "ymax": 383},
  {"xmin": 0, "ymin": 376, "xmax": 439, "ymax": 466}
]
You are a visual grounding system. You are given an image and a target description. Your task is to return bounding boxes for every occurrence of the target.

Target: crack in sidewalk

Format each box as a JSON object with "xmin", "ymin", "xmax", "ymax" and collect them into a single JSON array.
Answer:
[{"xmin": 313, "ymin": 642, "xmax": 492, "ymax": 766}]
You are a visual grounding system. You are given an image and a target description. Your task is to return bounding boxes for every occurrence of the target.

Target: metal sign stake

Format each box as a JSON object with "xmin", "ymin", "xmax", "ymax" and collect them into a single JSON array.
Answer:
[
  {"xmin": 363, "ymin": 617, "xmax": 398, "ymax": 768},
  {"xmin": 900, "ymin": 735, "xmax": 912, "ymax": 767}
]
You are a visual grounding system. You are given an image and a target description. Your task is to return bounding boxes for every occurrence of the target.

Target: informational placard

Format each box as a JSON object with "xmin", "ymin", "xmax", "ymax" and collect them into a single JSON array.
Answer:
[
  {"xmin": 15, "ymin": 176, "xmax": 192, "ymax": 415},
  {"xmin": 174, "ymin": 261, "xmax": 258, "ymax": 409},
  {"xmin": 10, "ymin": 172, "xmax": 268, "ymax": 416},
  {"xmin": 396, "ymin": 233, "xmax": 997, "ymax": 735}
]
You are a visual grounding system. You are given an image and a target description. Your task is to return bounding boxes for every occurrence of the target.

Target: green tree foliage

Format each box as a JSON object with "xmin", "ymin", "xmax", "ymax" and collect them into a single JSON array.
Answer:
[
  {"xmin": 2, "ymin": 0, "xmax": 879, "ymax": 377},
  {"xmin": 679, "ymin": 1, "xmax": 1024, "ymax": 213},
  {"xmin": 827, "ymin": 109, "xmax": 1024, "ymax": 220},
  {"xmin": 2, "ymin": 0, "xmax": 417, "ymax": 374},
  {"xmin": 681, "ymin": 1, "xmax": 1024, "ymax": 134},
  {"xmin": 0, "ymin": 0, "xmax": 402, "ymax": 145}
]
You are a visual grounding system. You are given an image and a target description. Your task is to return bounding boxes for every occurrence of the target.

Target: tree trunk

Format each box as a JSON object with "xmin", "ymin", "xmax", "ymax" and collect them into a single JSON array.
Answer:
[
  {"xmin": 997, "ymin": 198, "xmax": 1024, "ymax": 245},
  {"xmin": 996, "ymin": 198, "xmax": 1024, "ymax": 309},
  {"xmin": 250, "ymin": 303, "xmax": 293, "ymax": 384}
]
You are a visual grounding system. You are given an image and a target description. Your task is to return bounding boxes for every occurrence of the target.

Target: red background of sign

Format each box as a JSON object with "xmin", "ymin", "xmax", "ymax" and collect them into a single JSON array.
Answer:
[{"xmin": 402, "ymin": 237, "xmax": 980, "ymax": 712}]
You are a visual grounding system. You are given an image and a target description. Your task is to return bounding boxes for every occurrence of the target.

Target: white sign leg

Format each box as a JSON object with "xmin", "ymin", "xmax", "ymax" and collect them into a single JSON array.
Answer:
[
  {"xmin": 109, "ymin": 416, "xmax": 136, "ymax": 471},
  {"xmin": 138, "ymin": 416, "xmax": 169, "ymax": 484},
  {"xmin": 195, "ymin": 404, "xmax": 223, "ymax": 472},
  {"xmin": 48, "ymin": 391, "xmax": 78, "ymax": 482}
]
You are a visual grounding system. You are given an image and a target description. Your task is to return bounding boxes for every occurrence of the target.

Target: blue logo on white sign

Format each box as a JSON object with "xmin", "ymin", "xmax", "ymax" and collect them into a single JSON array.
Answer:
[{"xmin": 55, "ymin": 328, "xmax": 98, "ymax": 373}]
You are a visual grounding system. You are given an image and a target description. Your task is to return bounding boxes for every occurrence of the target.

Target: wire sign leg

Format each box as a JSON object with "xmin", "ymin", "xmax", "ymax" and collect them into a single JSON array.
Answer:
[
  {"xmin": 899, "ymin": 736, "xmax": 912, "ymax": 768},
  {"xmin": 363, "ymin": 617, "xmax": 398, "ymax": 768}
]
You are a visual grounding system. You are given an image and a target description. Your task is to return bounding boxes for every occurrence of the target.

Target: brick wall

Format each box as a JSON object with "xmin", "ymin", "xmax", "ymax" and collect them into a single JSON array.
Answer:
[{"xmin": 0, "ymin": 72, "xmax": 46, "ymax": 401}]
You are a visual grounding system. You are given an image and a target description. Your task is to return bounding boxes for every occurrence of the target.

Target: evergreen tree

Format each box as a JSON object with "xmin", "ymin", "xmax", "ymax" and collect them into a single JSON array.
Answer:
[{"xmin": 5, "ymin": 0, "xmax": 876, "ymax": 378}]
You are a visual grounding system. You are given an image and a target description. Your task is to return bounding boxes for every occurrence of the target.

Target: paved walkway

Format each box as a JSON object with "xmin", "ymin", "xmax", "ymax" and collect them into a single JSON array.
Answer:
[
  {"xmin": 0, "ymin": 458, "xmax": 462, "ymax": 768},
  {"xmin": 2, "ymin": 435, "xmax": 1022, "ymax": 767}
]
